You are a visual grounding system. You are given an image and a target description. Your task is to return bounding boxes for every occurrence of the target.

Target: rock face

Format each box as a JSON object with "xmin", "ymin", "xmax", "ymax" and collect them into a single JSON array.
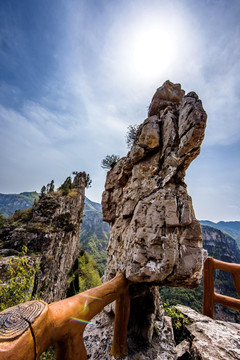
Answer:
[
  {"xmin": 83, "ymin": 304, "xmax": 177, "ymax": 360},
  {"xmin": 0, "ymin": 173, "xmax": 87, "ymax": 303},
  {"xmin": 102, "ymin": 80, "xmax": 207, "ymax": 287},
  {"xmin": 84, "ymin": 304, "xmax": 240, "ymax": 360},
  {"xmin": 202, "ymin": 225, "xmax": 240, "ymax": 264},
  {"xmin": 176, "ymin": 305, "xmax": 240, "ymax": 360}
]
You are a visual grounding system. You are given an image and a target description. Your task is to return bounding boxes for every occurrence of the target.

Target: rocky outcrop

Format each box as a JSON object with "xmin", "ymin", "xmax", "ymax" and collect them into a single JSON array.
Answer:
[
  {"xmin": 0, "ymin": 173, "xmax": 87, "ymax": 303},
  {"xmin": 102, "ymin": 80, "xmax": 207, "ymax": 288},
  {"xmin": 201, "ymin": 220, "xmax": 240, "ymax": 246},
  {"xmin": 176, "ymin": 305, "xmax": 240, "ymax": 360},
  {"xmin": 202, "ymin": 225, "xmax": 240, "ymax": 264},
  {"xmin": 84, "ymin": 304, "xmax": 240, "ymax": 360},
  {"xmin": 84, "ymin": 304, "xmax": 177, "ymax": 360}
]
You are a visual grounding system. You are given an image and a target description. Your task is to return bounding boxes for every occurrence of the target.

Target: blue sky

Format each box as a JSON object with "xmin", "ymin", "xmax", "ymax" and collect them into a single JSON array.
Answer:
[{"xmin": 0, "ymin": 0, "xmax": 240, "ymax": 222}]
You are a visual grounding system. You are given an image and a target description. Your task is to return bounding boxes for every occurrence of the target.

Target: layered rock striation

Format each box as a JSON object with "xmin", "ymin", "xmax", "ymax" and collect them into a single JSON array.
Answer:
[
  {"xmin": 0, "ymin": 173, "xmax": 87, "ymax": 302},
  {"xmin": 102, "ymin": 80, "xmax": 207, "ymax": 288}
]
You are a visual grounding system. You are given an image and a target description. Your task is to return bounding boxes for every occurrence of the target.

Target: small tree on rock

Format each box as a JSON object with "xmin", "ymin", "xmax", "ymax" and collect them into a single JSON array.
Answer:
[
  {"xmin": 58, "ymin": 176, "xmax": 73, "ymax": 196},
  {"xmin": 126, "ymin": 124, "xmax": 139, "ymax": 148},
  {"xmin": 40, "ymin": 185, "xmax": 47, "ymax": 197},
  {"xmin": 101, "ymin": 154, "xmax": 120, "ymax": 170},
  {"xmin": 85, "ymin": 173, "xmax": 92, "ymax": 188},
  {"xmin": 49, "ymin": 180, "xmax": 55, "ymax": 193}
]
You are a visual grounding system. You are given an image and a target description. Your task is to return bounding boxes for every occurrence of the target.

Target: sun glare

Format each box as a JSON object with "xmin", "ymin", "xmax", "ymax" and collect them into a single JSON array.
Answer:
[
  {"xmin": 130, "ymin": 24, "xmax": 177, "ymax": 80},
  {"xmin": 107, "ymin": 10, "xmax": 194, "ymax": 86}
]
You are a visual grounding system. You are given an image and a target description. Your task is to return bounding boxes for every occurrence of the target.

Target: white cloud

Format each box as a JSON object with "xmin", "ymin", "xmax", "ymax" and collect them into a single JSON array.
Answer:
[{"xmin": 1, "ymin": 0, "xmax": 240, "ymax": 220}]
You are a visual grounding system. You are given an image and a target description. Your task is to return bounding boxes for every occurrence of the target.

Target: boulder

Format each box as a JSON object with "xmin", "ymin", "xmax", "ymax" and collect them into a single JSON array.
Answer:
[
  {"xmin": 83, "ymin": 307, "xmax": 177, "ymax": 360},
  {"xmin": 176, "ymin": 305, "xmax": 240, "ymax": 360},
  {"xmin": 83, "ymin": 304, "xmax": 240, "ymax": 360}
]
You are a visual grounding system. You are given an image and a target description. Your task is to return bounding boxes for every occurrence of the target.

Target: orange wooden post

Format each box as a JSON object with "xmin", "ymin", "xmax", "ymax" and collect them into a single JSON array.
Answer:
[
  {"xmin": 232, "ymin": 273, "xmax": 240, "ymax": 297},
  {"xmin": 110, "ymin": 289, "xmax": 130, "ymax": 359},
  {"xmin": 202, "ymin": 257, "xmax": 215, "ymax": 318},
  {"xmin": 55, "ymin": 334, "xmax": 87, "ymax": 360},
  {"xmin": 50, "ymin": 273, "xmax": 130, "ymax": 360}
]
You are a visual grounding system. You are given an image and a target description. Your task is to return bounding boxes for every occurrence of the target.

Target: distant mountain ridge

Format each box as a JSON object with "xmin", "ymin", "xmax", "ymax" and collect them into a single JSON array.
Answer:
[
  {"xmin": 0, "ymin": 192, "xmax": 39, "ymax": 217},
  {"xmin": 84, "ymin": 197, "xmax": 102, "ymax": 212},
  {"xmin": 200, "ymin": 220, "xmax": 240, "ymax": 246}
]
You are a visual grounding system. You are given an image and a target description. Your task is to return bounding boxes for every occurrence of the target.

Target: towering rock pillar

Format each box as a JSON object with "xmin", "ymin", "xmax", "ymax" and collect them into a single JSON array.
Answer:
[{"xmin": 102, "ymin": 81, "xmax": 207, "ymax": 342}]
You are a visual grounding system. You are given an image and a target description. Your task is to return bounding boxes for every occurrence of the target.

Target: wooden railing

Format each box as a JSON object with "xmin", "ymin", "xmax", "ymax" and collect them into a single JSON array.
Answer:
[
  {"xmin": 0, "ymin": 272, "xmax": 130, "ymax": 360},
  {"xmin": 2, "ymin": 257, "xmax": 240, "ymax": 359},
  {"xmin": 202, "ymin": 257, "xmax": 240, "ymax": 318}
]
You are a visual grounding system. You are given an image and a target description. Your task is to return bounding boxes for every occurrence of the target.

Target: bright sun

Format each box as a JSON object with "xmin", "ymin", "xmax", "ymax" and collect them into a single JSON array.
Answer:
[
  {"xmin": 108, "ymin": 12, "xmax": 190, "ymax": 85},
  {"xmin": 129, "ymin": 24, "xmax": 177, "ymax": 80}
]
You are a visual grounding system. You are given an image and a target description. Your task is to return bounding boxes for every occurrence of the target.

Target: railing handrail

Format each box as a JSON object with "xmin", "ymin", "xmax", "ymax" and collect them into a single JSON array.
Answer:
[
  {"xmin": 2, "ymin": 256, "xmax": 239, "ymax": 358},
  {"xmin": 0, "ymin": 272, "xmax": 130, "ymax": 360},
  {"xmin": 202, "ymin": 257, "xmax": 240, "ymax": 318}
]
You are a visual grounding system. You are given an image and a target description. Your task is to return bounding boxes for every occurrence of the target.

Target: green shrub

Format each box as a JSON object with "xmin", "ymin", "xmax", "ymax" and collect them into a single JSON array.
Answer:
[
  {"xmin": 163, "ymin": 302, "xmax": 190, "ymax": 329},
  {"xmin": 58, "ymin": 177, "xmax": 73, "ymax": 196},
  {"xmin": 0, "ymin": 213, "xmax": 6, "ymax": 229},
  {"xmin": 78, "ymin": 250, "xmax": 102, "ymax": 292},
  {"xmin": 163, "ymin": 302, "xmax": 192, "ymax": 344},
  {"xmin": 0, "ymin": 246, "xmax": 39, "ymax": 312},
  {"xmin": 40, "ymin": 346, "xmax": 56, "ymax": 360},
  {"xmin": 11, "ymin": 208, "xmax": 33, "ymax": 224}
]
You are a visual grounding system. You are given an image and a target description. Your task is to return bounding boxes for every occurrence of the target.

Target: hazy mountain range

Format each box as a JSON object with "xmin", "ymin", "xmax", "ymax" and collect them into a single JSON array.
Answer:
[
  {"xmin": 200, "ymin": 220, "xmax": 240, "ymax": 246},
  {"xmin": 0, "ymin": 192, "xmax": 39, "ymax": 217}
]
